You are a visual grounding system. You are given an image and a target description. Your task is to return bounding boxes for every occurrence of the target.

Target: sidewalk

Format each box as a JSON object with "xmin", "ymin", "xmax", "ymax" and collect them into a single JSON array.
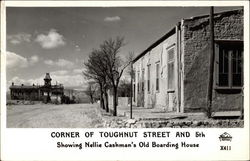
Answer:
[
  {"xmin": 99, "ymin": 105, "xmax": 243, "ymax": 128},
  {"xmin": 117, "ymin": 105, "xmax": 207, "ymax": 120}
]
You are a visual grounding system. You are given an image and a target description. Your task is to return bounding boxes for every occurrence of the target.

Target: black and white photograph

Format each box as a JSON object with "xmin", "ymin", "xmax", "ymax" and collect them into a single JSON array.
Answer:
[
  {"xmin": 5, "ymin": 6, "xmax": 245, "ymax": 128},
  {"xmin": 1, "ymin": 1, "xmax": 249, "ymax": 161}
]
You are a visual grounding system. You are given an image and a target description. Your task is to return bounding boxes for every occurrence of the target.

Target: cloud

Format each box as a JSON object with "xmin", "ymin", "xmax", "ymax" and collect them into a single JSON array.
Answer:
[
  {"xmin": 50, "ymin": 74, "xmax": 86, "ymax": 88},
  {"xmin": 104, "ymin": 16, "xmax": 121, "ymax": 22},
  {"xmin": 29, "ymin": 55, "xmax": 39, "ymax": 65},
  {"xmin": 44, "ymin": 59, "xmax": 74, "ymax": 68},
  {"xmin": 35, "ymin": 29, "xmax": 65, "ymax": 49},
  {"xmin": 6, "ymin": 51, "xmax": 28, "ymax": 68},
  {"xmin": 55, "ymin": 59, "xmax": 74, "ymax": 68},
  {"xmin": 44, "ymin": 60, "xmax": 54, "ymax": 65},
  {"xmin": 8, "ymin": 76, "xmax": 44, "ymax": 87},
  {"xmin": 7, "ymin": 33, "xmax": 32, "ymax": 44},
  {"xmin": 8, "ymin": 76, "xmax": 29, "ymax": 86},
  {"xmin": 6, "ymin": 51, "xmax": 40, "ymax": 69},
  {"xmin": 75, "ymin": 58, "xmax": 84, "ymax": 64},
  {"xmin": 73, "ymin": 69, "xmax": 83, "ymax": 74},
  {"xmin": 10, "ymin": 39, "xmax": 21, "ymax": 44},
  {"xmin": 75, "ymin": 45, "xmax": 81, "ymax": 51},
  {"xmin": 51, "ymin": 70, "xmax": 69, "ymax": 75}
]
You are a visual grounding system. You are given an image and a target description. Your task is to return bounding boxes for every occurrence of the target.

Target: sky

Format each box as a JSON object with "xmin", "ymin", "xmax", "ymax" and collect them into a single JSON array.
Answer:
[{"xmin": 6, "ymin": 6, "xmax": 240, "ymax": 90}]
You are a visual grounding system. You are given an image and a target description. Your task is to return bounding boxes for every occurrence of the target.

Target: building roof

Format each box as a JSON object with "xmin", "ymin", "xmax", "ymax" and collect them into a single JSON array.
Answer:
[
  {"xmin": 44, "ymin": 73, "xmax": 52, "ymax": 80},
  {"xmin": 183, "ymin": 8, "xmax": 243, "ymax": 21},
  {"xmin": 10, "ymin": 85, "xmax": 39, "ymax": 89},
  {"xmin": 10, "ymin": 84, "xmax": 64, "ymax": 90},
  {"xmin": 9, "ymin": 73, "xmax": 64, "ymax": 90},
  {"xmin": 133, "ymin": 27, "xmax": 176, "ymax": 63}
]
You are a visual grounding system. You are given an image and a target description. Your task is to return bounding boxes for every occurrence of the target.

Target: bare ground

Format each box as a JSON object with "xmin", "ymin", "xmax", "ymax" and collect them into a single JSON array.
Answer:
[{"xmin": 7, "ymin": 103, "xmax": 104, "ymax": 128}]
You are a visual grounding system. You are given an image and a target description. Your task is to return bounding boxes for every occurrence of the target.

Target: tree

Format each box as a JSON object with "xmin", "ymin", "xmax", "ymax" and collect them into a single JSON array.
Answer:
[
  {"xmin": 84, "ymin": 37, "xmax": 131, "ymax": 116},
  {"xmin": 100, "ymin": 37, "xmax": 130, "ymax": 116},
  {"xmin": 83, "ymin": 49, "xmax": 110, "ymax": 112},
  {"xmin": 84, "ymin": 81, "xmax": 97, "ymax": 104},
  {"xmin": 118, "ymin": 79, "xmax": 131, "ymax": 97}
]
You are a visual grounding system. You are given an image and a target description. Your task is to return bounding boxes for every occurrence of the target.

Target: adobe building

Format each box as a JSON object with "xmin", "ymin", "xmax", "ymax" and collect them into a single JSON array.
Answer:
[
  {"xmin": 132, "ymin": 9, "xmax": 243, "ymax": 114},
  {"xmin": 9, "ymin": 73, "xmax": 64, "ymax": 103}
]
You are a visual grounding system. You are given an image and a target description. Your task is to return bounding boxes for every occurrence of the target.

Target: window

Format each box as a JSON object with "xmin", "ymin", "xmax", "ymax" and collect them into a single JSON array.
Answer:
[
  {"xmin": 147, "ymin": 64, "xmax": 151, "ymax": 92},
  {"xmin": 137, "ymin": 72, "xmax": 140, "ymax": 92},
  {"xmin": 156, "ymin": 63, "xmax": 160, "ymax": 91},
  {"xmin": 215, "ymin": 41, "xmax": 243, "ymax": 88},
  {"xmin": 132, "ymin": 69, "xmax": 135, "ymax": 82},
  {"xmin": 133, "ymin": 84, "xmax": 135, "ymax": 102},
  {"xmin": 142, "ymin": 69, "xmax": 145, "ymax": 91},
  {"xmin": 168, "ymin": 48, "xmax": 175, "ymax": 90}
]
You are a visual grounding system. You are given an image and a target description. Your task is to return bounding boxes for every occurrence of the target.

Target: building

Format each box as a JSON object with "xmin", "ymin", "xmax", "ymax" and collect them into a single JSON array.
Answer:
[
  {"xmin": 132, "ymin": 9, "xmax": 243, "ymax": 114},
  {"xmin": 9, "ymin": 73, "xmax": 64, "ymax": 103}
]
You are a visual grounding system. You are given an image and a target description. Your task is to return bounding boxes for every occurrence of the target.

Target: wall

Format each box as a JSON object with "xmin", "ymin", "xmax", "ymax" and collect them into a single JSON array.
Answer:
[
  {"xmin": 108, "ymin": 94, "xmax": 129, "ymax": 107},
  {"xmin": 182, "ymin": 9, "xmax": 244, "ymax": 112},
  {"xmin": 133, "ymin": 32, "xmax": 177, "ymax": 110},
  {"xmin": 10, "ymin": 88, "xmax": 40, "ymax": 101}
]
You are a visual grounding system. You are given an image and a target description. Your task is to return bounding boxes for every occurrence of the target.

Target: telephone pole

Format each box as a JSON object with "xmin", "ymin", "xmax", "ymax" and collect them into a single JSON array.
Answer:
[
  {"xmin": 130, "ymin": 61, "xmax": 133, "ymax": 119},
  {"xmin": 206, "ymin": 6, "xmax": 215, "ymax": 118}
]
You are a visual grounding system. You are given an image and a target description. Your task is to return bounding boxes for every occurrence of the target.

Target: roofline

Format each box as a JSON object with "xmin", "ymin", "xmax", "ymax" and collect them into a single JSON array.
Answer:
[
  {"xmin": 132, "ymin": 8, "xmax": 243, "ymax": 64},
  {"xmin": 133, "ymin": 27, "xmax": 176, "ymax": 63},
  {"xmin": 10, "ymin": 86, "xmax": 39, "ymax": 89},
  {"xmin": 183, "ymin": 8, "xmax": 243, "ymax": 21}
]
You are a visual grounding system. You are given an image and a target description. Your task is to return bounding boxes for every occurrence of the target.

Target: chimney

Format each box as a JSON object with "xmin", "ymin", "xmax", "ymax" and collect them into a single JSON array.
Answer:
[
  {"xmin": 21, "ymin": 84, "xmax": 24, "ymax": 86},
  {"xmin": 12, "ymin": 82, "xmax": 14, "ymax": 86}
]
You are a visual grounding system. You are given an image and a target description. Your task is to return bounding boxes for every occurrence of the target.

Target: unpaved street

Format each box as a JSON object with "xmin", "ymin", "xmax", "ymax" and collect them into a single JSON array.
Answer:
[{"xmin": 7, "ymin": 103, "xmax": 104, "ymax": 128}]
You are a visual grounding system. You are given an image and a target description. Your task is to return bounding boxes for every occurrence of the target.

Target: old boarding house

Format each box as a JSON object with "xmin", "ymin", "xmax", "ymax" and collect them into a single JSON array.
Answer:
[{"xmin": 132, "ymin": 9, "xmax": 243, "ymax": 114}]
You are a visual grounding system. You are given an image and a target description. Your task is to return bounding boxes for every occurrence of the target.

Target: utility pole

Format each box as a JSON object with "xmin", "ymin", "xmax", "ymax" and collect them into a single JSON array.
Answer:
[
  {"xmin": 206, "ymin": 6, "xmax": 215, "ymax": 118},
  {"xmin": 130, "ymin": 61, "xmax": 133, "ymax": 119},
  {"xmin": 240, "ymin": 87, "xmax": 244, "ymax": 119}
]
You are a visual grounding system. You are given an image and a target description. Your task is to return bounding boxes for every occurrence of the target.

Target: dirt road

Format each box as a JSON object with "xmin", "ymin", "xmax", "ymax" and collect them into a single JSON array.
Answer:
[{"xmin": 7, "ymin": 103, "xmax": 104, "ymax": 128}]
